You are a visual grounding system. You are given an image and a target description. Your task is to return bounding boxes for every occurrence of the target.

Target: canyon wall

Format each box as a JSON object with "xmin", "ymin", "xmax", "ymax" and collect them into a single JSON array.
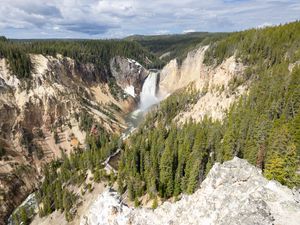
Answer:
[
  {"xmin": 0, "ymin": 54, "xmax": 148, "ymax": 223},
  {"xmin": 159, "ymin": 46, "xmax": 247, "ymax": 121}
]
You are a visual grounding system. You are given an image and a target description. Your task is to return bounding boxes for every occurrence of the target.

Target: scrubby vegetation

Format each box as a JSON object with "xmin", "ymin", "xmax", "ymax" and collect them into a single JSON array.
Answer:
[{"xmin": 117, "ymin": 21, "xmax": 300, "ymax": 201}]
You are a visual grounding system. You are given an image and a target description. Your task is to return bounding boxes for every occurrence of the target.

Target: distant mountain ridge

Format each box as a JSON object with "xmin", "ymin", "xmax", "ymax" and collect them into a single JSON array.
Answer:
[{"xmin": 125, "ymin": 32, "xmax": 228, "ymax": 63}]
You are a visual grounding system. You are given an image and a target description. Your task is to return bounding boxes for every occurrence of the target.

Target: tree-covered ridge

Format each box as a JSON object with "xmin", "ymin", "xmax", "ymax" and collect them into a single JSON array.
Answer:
[
  {"xmin": 127, "ymin": 32, "xmax": 228, "ymax": 65},
  {"xmin": 118, "ymin": 117, "xmax": 222, "ymax": 200},
  {"xmin": 0, "ymin": 37, "xmax": 32, "ymax": 79},
  {"xmin": 204, "ymin": 21, "xmax": 300, "ymax": 66},
  {"xmin": 117, "ymin": 86, "xmax": 220, "ymax": 200},
  {"xmin": 220, "ymin": 64, "xmax": 300, "ymax": 187},
  {"xmin": 117, "ymin": 22, "xmax": 300, "ymax": 202},
  {"xmin": 203, "ymin": 22, "xmax": 300, "ymax": 186},
  {"xmin": 0, "ymin": 38, "xmax": 161, "ymax": 79}
]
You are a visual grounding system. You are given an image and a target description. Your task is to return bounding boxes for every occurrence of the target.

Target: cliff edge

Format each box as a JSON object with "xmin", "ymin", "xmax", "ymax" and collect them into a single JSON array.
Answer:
[{"xmin": 81, "ymin": 157, "xmax": 300, "ymax": 225}]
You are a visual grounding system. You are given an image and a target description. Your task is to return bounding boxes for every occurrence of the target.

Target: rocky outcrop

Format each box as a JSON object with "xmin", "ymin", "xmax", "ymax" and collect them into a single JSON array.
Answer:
[
  {"xmin": 80, "ymin": 158, "xmax": 300, "ymax": 225},
  {"xmin": 159, "ymin": 46, "xmax": 247, "ymax": 121},
  {"xmin": 110, "ymin": 56, "xmax": 149, "ymax": 97},
  {"xmin": 159, "ymin": 47, "xmax": 209, "ymax": 95},
  {"xmin": 0, "ymin": 168, "xmax": 39, "ymax": 224}
]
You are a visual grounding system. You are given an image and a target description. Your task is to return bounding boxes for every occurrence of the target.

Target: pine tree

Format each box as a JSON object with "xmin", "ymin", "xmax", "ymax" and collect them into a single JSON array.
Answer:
[
  {"xmin": 20, "ymin": 207, "xmax": 29, "ymax": 225},
  {"xmin": 152, "ymin": 196, "xmax": 158, "ymax": 209},
  {"xmin": 264, "ymin": 153, "xmax": 287, "ymax": 184},
  {"xmin": 159, "ymin": 144, "xmax": 174, "ymax": 198},
  {"xmin": 42, "ymin": 196, "xmax": 51, "ymax": 216},
  {"xmin": 12, "ymin": 213, "xmax": 19, "ymax": 225},
  {"xmin": 134, "ymin": 197, "xmax": 140, "ymax": 208},
  {"xmin": 54, "ymin": 131, "xmax": 59, "ymax": 144},
  {"xmin": 127, "ymin": 180, "xmax": 135, "ymax": 201}
]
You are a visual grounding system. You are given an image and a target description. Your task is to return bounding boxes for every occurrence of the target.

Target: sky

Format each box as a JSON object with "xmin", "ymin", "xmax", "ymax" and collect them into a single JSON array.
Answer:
[{"xmin": 0, "ymin": 0, "xmax": 299, "ymax": 39}]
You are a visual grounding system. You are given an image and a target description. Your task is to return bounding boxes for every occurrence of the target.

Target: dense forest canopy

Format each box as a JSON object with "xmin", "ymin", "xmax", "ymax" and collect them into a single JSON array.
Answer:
[
  {"xmin": 117, "ymin": 21, "xmax": 300, "ymax": 201},
  {"xmin": 0, "ymin": 38, "xmax": 162, "ymax": 79},
  {"xmin": 204, "ymin": 21, "xmax": 300, "ymax": 66},
  {"xmin": 126, "ymin": 32, "xmax": 228, "ymax": 64}
]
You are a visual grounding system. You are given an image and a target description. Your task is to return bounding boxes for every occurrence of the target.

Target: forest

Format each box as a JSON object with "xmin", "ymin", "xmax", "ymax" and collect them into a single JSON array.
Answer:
[
  {"xmin": 127, "ymin": 32, "xmax": 228, "ymax": 65},
  {"xmin": 117, "ymin": 21, "xmax": 300, "ymax": 202},
  {"xmin": 0, "ymin": 37, "xmax": 162, "ymax": 79}
]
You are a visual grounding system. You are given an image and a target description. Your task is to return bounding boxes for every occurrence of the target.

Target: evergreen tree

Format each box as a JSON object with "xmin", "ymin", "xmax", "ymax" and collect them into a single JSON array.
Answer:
[
  {"xmin": 152, "ymin": 196, "xmax": 158, "ymax": 209},
  {"xmin": 20, "ymin": 207, "xmax": 29, "ymax": 225},
  {"xmin": 159, "ymin": 144, "xmax": 174, "ymax": 198},
  {"xmin": 264, "ymin": 153, "xmax": 287, "ymax": 184}
]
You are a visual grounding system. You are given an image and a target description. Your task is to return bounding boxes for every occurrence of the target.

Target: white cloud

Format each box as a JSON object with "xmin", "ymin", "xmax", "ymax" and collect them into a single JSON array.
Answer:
[
  {"xmin": 183, "ymin": 29, "xmax": 196, "ymax": 33},
  {"xmin": 257, "ymin": 22, "xmax": 273, "ymax": 28},
  {"xmin": 155, "ymin": 30, "xmax": 170, "ymax": 35},
  {"xmin": 0, "ymin": 0, "xmax": 299, "ymax": 38}
]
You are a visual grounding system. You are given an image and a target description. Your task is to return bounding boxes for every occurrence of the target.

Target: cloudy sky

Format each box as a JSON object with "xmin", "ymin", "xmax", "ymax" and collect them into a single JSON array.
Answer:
[{"xmin": 0, "ymin": 0, "xmax": 299, "ymax": 39}]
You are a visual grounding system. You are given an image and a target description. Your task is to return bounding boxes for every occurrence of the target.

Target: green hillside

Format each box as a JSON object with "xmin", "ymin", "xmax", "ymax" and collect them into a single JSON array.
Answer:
[
  {"xmin": 126, "ymin": 32, "xmax": 228, "ymax": 64},
  {"xmin": 118, "ymin": 21, "xmax": 300, "ymax": 200}
]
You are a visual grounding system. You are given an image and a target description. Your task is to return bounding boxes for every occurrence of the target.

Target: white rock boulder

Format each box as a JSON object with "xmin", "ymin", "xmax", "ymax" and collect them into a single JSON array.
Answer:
[{"xmin": 81, "ymin": 157, "xmax": 300, "ymax": 225}]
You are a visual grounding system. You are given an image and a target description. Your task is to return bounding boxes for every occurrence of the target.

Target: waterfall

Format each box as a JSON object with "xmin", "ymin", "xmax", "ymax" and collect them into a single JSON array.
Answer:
[{"xmin": 140, "ymin": 71, "xmax": 159, "ymax": 110}]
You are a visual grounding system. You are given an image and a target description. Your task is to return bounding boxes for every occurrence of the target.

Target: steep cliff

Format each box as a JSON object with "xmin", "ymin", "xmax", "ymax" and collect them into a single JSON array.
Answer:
[
  {"xmin": 159, "ymin": 46, "xmax": 247, "ymax": 121},
  {"xmin": 80, "ymin": 157, "xmax": 300, "ymax": 225},
  {"xmin": 0, "ymin": 53, "xmax": 148, "ymax": 223},
  {"xmin": 110, "ymin": 56, "xmax": 149, "ymax": 98}
]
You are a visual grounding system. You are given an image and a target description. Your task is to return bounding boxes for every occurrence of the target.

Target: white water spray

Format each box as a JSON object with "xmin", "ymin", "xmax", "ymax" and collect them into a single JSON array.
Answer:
[
  {"xmin": 140, "ymin": 71, "xmax": 159, "ymax": 110},
  {"xmin": 123, "ymin": 71, "xmax": 160, "ymax": 138}
]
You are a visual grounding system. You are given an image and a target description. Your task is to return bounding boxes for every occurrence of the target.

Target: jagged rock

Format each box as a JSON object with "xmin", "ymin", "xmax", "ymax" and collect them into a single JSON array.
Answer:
[
  {"xmin": 80, "ymin": 157, "xmax": 300, "ymax": 225},
  {"xmin": 110, "ymin": 56, "xmax": 149, "ymax": 97}
]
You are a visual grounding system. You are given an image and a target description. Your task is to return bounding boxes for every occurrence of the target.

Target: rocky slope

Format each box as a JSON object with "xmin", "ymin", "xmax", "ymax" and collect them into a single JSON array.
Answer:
[
  {"xmin": 159, "ymin": 46, "xmax": 247, "ymax": 121},
  {"xmin": 110, "ymin": 56, "xmax": 149, "ymax": 98},
  {"xmin": 80, "ymin": 157, "xmax": 300, "ymax": 225},
  {"xmin": 0, "ymin": 54, "xmax": 149, "ymax": 223}
]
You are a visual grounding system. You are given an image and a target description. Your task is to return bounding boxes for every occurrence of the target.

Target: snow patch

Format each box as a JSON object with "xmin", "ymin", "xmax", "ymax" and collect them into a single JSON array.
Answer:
[
  {"xmin": 124, "ymin": 85, "xmax": 136, "ymax": 97},
  {"xmin": 127, "ymin": 58, "xmax": 142, "ymax": 68}
]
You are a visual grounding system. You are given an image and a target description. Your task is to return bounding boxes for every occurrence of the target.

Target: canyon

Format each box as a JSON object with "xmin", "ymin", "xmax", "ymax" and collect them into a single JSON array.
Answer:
[
  {"xmin": 2, "ymin": 23, "xmax": 300, "ymax": 225},
  {"xmin": 0, "ymin": 53, "xmax": 152, "ymax": 224},
  {"xmin": 2, "ymin": 44, "xmax": 247, "ymax": 224}
]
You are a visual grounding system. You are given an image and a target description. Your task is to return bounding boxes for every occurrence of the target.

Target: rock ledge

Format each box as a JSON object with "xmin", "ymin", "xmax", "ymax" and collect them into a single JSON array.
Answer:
[{"xmin": 81, "ymin": 157, "xmax": 300, "ymax": 225}]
